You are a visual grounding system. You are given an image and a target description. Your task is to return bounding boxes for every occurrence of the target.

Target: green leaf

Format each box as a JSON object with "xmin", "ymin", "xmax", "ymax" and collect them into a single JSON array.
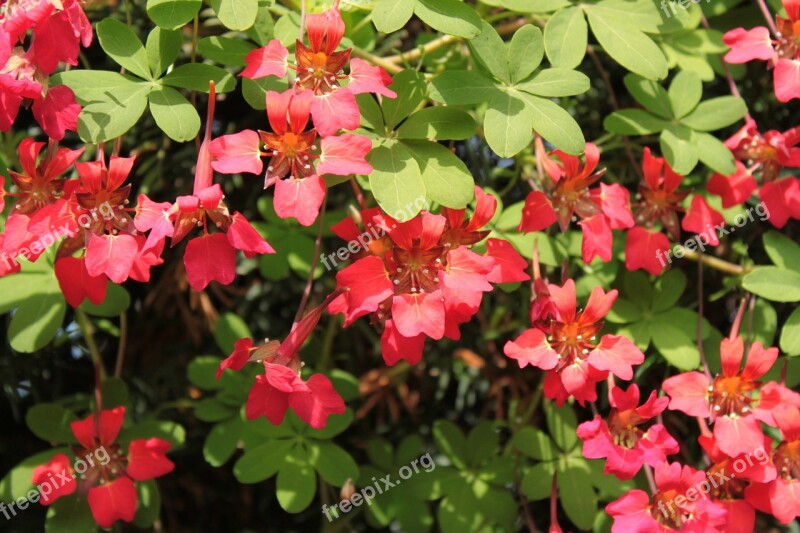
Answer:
[
  {"xmin": 742, "ymin": 267, "xmax": 800, "ymax": 302},
  {"xmin": 147, "ymin": 0, "xmax": 201, "ymax": 30},
  {"xmin": 45, "ymin": 496, "xmax": 96, "ymax": 533},
  {"xmin": 512, "ymin": 427, "xmax": 556, "ymax": 460},
  {"xmin": 402, "ymin": 140, "xmax": 474, "ymax": 209},
  {"xmin": 373, "ymin": 0, "xmax": 415, "ymax": 33},
  {"xmin": 508, "ymin": 25, "xmax": 544, "ymax": 83},
  {"xmin": 26, "ymin": 404, "xmax": 77, "ymax": 444},
  {"xmin": 433, "ymin": 420, "xmax": 468, "ymax": 469},
  {"xmin": 466, "ymin": 422, "xmax": 499, "ymax": 467},
  {"xmin": 367, "ymin": 143, "xmax": 426, "ymax": 221},
  {"xmin": 764, "ymin": 231, "xmax": 800, "ymax": 271},
  {"xmin": 396, "ymin": 107, "xmax": 475, "ymax": 140},
  {"xmin": 623, "ymin": 74, "xmax": 672, "ymax": 119},
  {"xmin": 660, "ymin": 124, "xmax": 698, "ymax": 175},
  {"xmin": 246, "ymin": 2, "xmax": 275, "ymax": 46},
  {"xmin": 149, "ymin": 86, "xmax": 201, "ymax": 142},
  {"xmin": 198, "ymin": 36, "xmax": 255, "ymax": 66},
  {"xmin": 544, "ymin": 7, "xmax": 587, "ymax": 69},
  {"xmin": 276, "ymin": 448, "xmax": 317, "ymax": 512},
  {"xmin": 96, "ymin": 18, "xmax": 152, "ymax": 80},
  {"xmin": 146, "ymin": 28, "xmax": 182, "ymax": 77},
  {"xmin": 242, "ymin": 76, "xmax": 287, "ymax": 110},
  {"xmin": 681, "ymin": 96, "xmax": 747, "ymax": 131},
  {"xmin": 74, "ymin": 79, "xmax": 151, "ymax": 143},
  {"xmin": 585, "ymin": 5, "xmax": 667, "ymax": 80},
  {"xmin": 79, "ymin": 283, "xmax": 131, "ymax": 317},
  {"xmin": 781, "ymin": 307, "xmax": 800, "ymax": 356},
  {"xmin": 653, "ymin": 269, "xmax": 686, "ymax": 313},
  {"xmin": 9, "ymin": 285, "xmax": 66, "ymax": 353},
  {"xmin": 652, "ymin": 322, "xmax": 701, "ymax": 370},
  {"xmin": 668, "ymin": 70, "xmax": 702, "ymax": 119},
  {"xmin": 517, "ymin": 68, "xmax": 590, "ymax": 97},
  {"xmin": 162, "ymin": 63, "xmax": 236, "ymax": 93},
  {"xmin": 695, "ymin": 132, "xmax": 736, "ymax": 175},
  {"xmin": 484, "ymin": 90, "xmax": 534, "ymax": 158},
  {"xmin": 415, "ymin": 0, "xmax": 481, "ymax": 38},
  {"xmin": 233, "ymin": 440, "xmax": 293, "ymax": 483},
  {"xmin": 356, "ymin": 93, "xmax": 386, "ymax": 133},
  {"xmin": 502, "ymin": 0, "xmax": 570, "ymax": 12},
  {"xmin": 382, "ymin": 69, "xmax": 427, "ymax": 130},
  {"xmin": 559, "ymin": 459, "xmax": 597, "ymax": 530},
  {"xmin": 522, "ymin": 93, "xmax": 585, "ymax": 155},
  {"xmin": 308, "ymin": 441, "xmax": 359, "ymax": 485},
  {"xmin": 214, "ymin": 313, "xmax": 252, "ymax": 353},
  {"xmin": 521, "ymin": 462, "xmax": 555, "ymax": 500},
  {"xmin": 308, "ymin": 409, "xmax": 354, "ymax": 440},
  {"xmin": 468, "ymin": 20, "xmax": 510, "ymax": 82},
  {"xmin": 188, "ymin": 355, "xmax": 223, "ymax": 390},
  {"xmin": 195, "ymin": 398, "xmax": 237, "ymax": 422},
  {"xmin": 545, "ymin": 403, "xmax": 578, "ymax": 452},
  {"xmin": 132, "ymin": 479, "xmax": 161, "ymax": 528},
  {"xmin": 211, "ymin": 0, "xmax": 259, "ymax": 31},
  {"xmin": 604, "ymin": 109, "xmax": 669, "ymax": 135},
  {"xmin": 204, "ymin": 417, "xmax": 243, "ymax": 467},
  {"xmin": 100, "ymin": 377, "xmax": 129, "ymax": 409},
  {"xmin": 607, "ymin": 297, "xmax": 643, "ymax": 323},
  {"xmin": 428, "ymin": 71, "xmax": 499, "ymax": 105}
]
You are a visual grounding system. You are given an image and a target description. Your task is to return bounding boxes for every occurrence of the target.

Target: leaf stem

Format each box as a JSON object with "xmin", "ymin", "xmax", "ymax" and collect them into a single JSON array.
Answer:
[{"xmin": 292, "ymin": 194, "xmax": 328, "ymax": 326}]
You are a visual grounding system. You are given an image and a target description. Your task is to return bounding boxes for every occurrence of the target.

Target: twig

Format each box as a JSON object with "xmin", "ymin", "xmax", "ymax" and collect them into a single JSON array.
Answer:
[
  {"xmin": 755, "ymin": 0, "xmax": 779, "ymax": 35},
  {"xmin": 696, "ymin": 259, "xmax": 712, "ymax": 380},
  {"xmin": 293, "ymin": 195, "xmax": 328, "ymax": 326},
  {"xmin": 114, "ymin": 312, "xmax": 128, "ymax": 378},
  {"xmin": 681, "ymin": 249, "xmax": 750, "ymax": 275}
]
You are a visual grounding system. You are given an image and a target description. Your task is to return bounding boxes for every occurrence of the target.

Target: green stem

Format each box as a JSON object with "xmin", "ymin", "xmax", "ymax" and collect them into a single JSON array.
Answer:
[{"xmin": 76, "ymin": 309, "xmax": 107, "ymax": 381}]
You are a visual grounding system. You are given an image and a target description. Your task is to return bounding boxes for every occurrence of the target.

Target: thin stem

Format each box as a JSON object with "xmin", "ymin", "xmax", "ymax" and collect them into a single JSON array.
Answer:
[
  {"xmin": 696, "ymin": 259, "xmax": 712, "ymax": 380},
  {"xmin": 77, "ymin": 309, "xmax": 107, "ymax": 381},
  {"xmin": 299, "ymin": 0, "xmax": 307, "ymax": 41},
  {"xmin": 643, "ymin": 465, "xmax": 658, "ymax": 494},
  {"xmin": 755, "ymin": 0, "xmax": 779, "ymax": 35},
  {"xmin": 123, "ymin": 0, "xmax": 133, "ymax": 27},
  {"xmin": 350, "ymin": 47, "xmax": 403, "ymax": 74},
  {"xmin": 349, "ymin": 176, "xmax": 367, "ymax": 210},
  {"xmin": 699, "ymin": 13, "xmax": 752, "ymax": 122},
  {"xmin": 114, "ymin": 312, "xmax": 128, "ymax": 378},
  {"xmin": 293, "ymin": 195, "xmax": 328, "ymax": 326},
  {"xmin": 681, "ymin": 249, "xmax": 750, "ymax": 276}
]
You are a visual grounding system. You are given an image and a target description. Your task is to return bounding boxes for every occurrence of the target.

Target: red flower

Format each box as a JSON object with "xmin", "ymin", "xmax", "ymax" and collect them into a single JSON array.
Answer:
[
  {"xmin": 519, "ymin": 140, "xmax": 633, "ymax": 264},
  {"xmin": 663, "ymin": 336, "xmax": 800, "ymax": 457},
  {"xmin": 209, "ymin": 89, "xmax": 373, "ymax": 226},
  {"xmin": 578, "ymin": 384, "xmax": 678, "ymax": 480},
  {"xmin": 680, "ymin": 195, "xmax": 725, "ymax": 247},
  {"xmin": 606, "ymin": 462, "xmax": 728, "ymax": 532},
  {"xmin": 334, "ymin": 192, "xmax": 528, "ymax": 365},
  {"xmin": 723, "ymin": 0, "xmax": 800, "ymax": 102},
  {"xmin": 31, "ymin": 406, "xmax": 173, "ymax": 529},
  {"xmin": 240, "ymin": 5, "xmax": 395, "ymax": 136},
  {"xmin": 504, "ymin": 279, "xmax": 644, "ymax": 405},
  {"xmin": 744, "ymin": 406, "xmax": 800, "ymax": 524}
]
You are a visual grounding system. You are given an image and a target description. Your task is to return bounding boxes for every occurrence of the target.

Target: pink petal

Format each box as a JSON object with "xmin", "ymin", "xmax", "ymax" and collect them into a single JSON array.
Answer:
[
  {"xmin": 662, "ymin": 371, "xmax": 711, "ymax": 417},
  {"xmin": 310, "ymin": 89, "xmax": 360, "ymax": 136},
  {"xmin": 587, "ymin": 334, "xmax": 644, "ymax": 380},
  {"xmin": 714, "ymin": 414, "xmax": 765, "ymax": 458},
  {"xmin": 85, "ymin": 233, "xmax": 138, "ymax": 284},
  {"xmin": 391, "ymin": 291, "xmax": 445, "ymax": 339},
  {"xmin": 273, "ymin": 175, "xmax": 326, "ymax": 226},
  {"xmin": 209, "ymin": 130, "xmax": 263, "ymax": 175},
  {"xmin": 440, "ymin": 247, "xmax": 495, "ymax": 292},
  {"xmin": 504, "ymin": 328, "xmax": 559, "ymax": 370},
  {"xmin": 318, "ymin": 134, "xmax": 373, "ymax": 176},
  {"xmin": 723, "ymin": 27, "xmax": 774, "ymax": 63},
  {"xmin": 774, "ymin": 58, "xmax": 800, "ymax": 103},
  {"xmin": 241, "ymin": 40, "xmax": 289, "ymax": 79},
  {"xmin": 348, "ymin": 58, "xmax": 396, "ymax": 97},
  {"xmin": 227, "ymin": 211, "xmax": 275, "ymax": 257},
  {"xmin": 579, "ymin": 214, "xmax": 612, "ymax": 263}
]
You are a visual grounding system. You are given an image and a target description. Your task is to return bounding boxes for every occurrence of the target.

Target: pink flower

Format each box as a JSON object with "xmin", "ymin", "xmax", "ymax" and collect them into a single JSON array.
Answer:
[{"xmin": 578, "ymin": 384, "xmax": 678, "ymax": 480}]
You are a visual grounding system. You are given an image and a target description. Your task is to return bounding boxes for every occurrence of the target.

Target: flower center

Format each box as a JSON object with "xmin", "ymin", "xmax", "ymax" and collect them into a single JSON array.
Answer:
[
  {"xmin": 709, "ymin": 374, "xmax": 755, "ymax": 416},
  {"xmin": 652, "ymin": 489, "xmax": 683, "ymax": 528},
  {"xmin": 774, "ymin": 440, "xmax": 800, "ymax": 480}
]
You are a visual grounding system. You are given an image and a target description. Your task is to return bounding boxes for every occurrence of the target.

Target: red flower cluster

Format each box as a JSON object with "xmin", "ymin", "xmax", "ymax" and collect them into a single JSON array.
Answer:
[
  {"xmin": 209, "ymin": 3, "xmax": 391, "ymax": 227},
  {"xmin": 708, "ymin": 120, "xmax": 800, "ymax": 228},
  {"xmin": 0, "ymin": 0, "xmax": 91, "ymax": 138},
  {"xmin": 504, "ymin": 278, "xmax": 644, "ymax": 405},
  {"xmin": 724, "ymin": 0, "xmax": 800, "ymax": 102},
  {"xmin": 519, "ymin": 140, "xmax": 634, "ymax": 264},
  {"xmin": 332, "ymin": 187, "xmax": 530, "ymax": 365},
  {"xmin": 217, "ymin": 290, "xmax": 346, "ymax": 429},
  {"xmin": 32, "ymin": 406, "xmax": 174, "ymax": 528}
]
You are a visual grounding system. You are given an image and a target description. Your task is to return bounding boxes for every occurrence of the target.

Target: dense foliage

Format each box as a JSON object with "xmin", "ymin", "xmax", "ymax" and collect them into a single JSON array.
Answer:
[{"xmin": 1, "ymin": 0, "xmax": 799, "ymax": 531}]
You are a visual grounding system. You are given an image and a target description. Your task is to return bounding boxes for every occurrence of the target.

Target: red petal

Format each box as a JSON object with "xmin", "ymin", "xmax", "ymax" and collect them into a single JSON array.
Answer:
[
  {"xmin": 55, "ymin": 256, "xmax": 108, "ymax": 307},
  {"xmin": 217, "ymin": 338, "xmax": 254, "ymax": 379},
  {"xmin": 273, "ymin": 175, "xmax": 326, "ymax": 226},
  {"xmin": 578, "ymin": 214, "xmax": 612, "ymax": 263},
  {"xmin": 85, "ymin": 233, "xmax": 138, "ymax": 284},
  {"xmin": 720, "ymin": 336, "xmax": 744, "ymax": 377},
  {"xmin": 380, "ymin": 319, "xmax": 426, "ymax": 365},
  {"xmin": 582, "ymin": 286, "xmax": 617, "ymax": 325},
  {"xmin": 227, "ymin": 212, "xmax": 275, "ymax": 257},
  {"xmin": 391, "ymin": 291, "xmax": 445, "ymax": 339},
  {"xmin": 31, "ymin": 85, "xmax": 80, "ymax": 141},
  {"xmin": 774, "ymin": 58, "xmax": 800, "ymax": 103},
  {"xmin": 760, "ymin": 178, "xmax": 799, "ymax": 228},
  {"xmin": 310, "ymin": 89, "xmax": 360, "ymax": 136},
  {"xmin": 714, "ymin": 415, "xmax": 765, "ymax": 458},
  {"xmin": 682, "ymin": 195, "xmax": 725, "ymax": 246},
  {"xmin": 594, "ymin": 183, "xmax": 634, "ymax": 229},
  {"xmin": 241, "ymin": 40, "xmax": 289, "ymax": 79},
  {"xmin": 318, "ymin": 134, "xmax": 373, "ymax": 176},
  {"xmin": 87, "ymin": 477, "xmax": 137, "ymax": 528},
  {"xmin": 289, "ymin": 373, "xmax": 346, "ymax": 429},
  {"xmin": 548, "ymin": 279, "xmax": 577, "ymax": 323},
  {"xmin": 335, "ymin": 255, "xmax": 393, "ymax": 317},
  {"xmin": 587, "ymin": 334, "xmax": 643, "ymax": 380},
  {"xmin": 70, "ymin": 406, "xmax": 126, "ymax": 449},
  {"xmin": 662, "ymin": 372, "xmax": 711, "ymax": 417},
  {"xmin": 126, "ymin": 438, "xmax": 174, "ymax": 481},
  {"xmin": 441, "ymin": 247, "xmax": 494, "ymax": 292},
  {"xmin": 348, "ymin": 58, "xmax": 396, "ymax": 97},
  {"xmin": 624, "ymin": 227, "xmax": 670, "ymax": 275},
  {"xmin": 306, "ymin": 7, "xmax": 345, "ymax": 55},
  {"xmin": 485, "ymin": 238, "xmax": 530, "ymax": 283},
  {"xmin": 184, "ymin": 233, "xmax": 237, "ymax": 290},
  {"xmin": 31, "ymin": 454, "xmax": 77, "ymax": 505},
  {"xmin": 518, "ymin": 191, "xmax": 557, "ymax": 232},
  {"xmin": 504, "ymin": 328, "xmax": 559, "ymax": 369},
  {"xmin": 209, "ymin": 130, "xmax": 263, "ymax": 175},
  {"xmin": 245, "ymin": 373, "xmax": 290, "ymax": 424},
  {"xmin": 708, "ymin": 162, "xmax": 758, "ymax": 208}
]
